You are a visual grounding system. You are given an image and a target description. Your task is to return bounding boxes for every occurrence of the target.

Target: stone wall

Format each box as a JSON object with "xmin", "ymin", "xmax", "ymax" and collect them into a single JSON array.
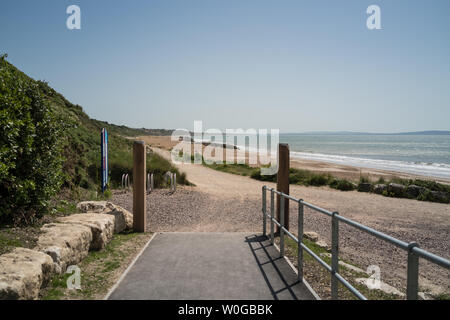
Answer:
[{"xmin": 0, "ymin": 201, "xmax": 133, "ymax": 300}]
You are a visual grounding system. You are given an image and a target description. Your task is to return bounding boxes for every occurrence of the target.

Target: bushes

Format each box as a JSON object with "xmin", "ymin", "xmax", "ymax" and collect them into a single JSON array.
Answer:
[
  {"xmin": 373, "ymin": 179, "xmax": 450, "ymax": 203},
  {"xmin": 211, "ymin": 163, "xmax": 352, "ymax": 189},
  {"xmin": 250, "ymin": 169, "xmax": 277, "ymax": 182},
  {"xmin": 408, "ymin": 179, "xmax": 450, "ymax": 193},
  {"xmin": 148, "ymin": 151, "xmax": 188, "ymax": 187},
  {"xmin": 254, "ymin": 168, "xmax": 331, "ymax": 186},
  {"xmin": 417, "ymin": 189, "xmax": 449, "ymax": 203},
  {"xmin": 288, "ymin": 169, "xmax": 331, "ymax": 186},
  {"xmin": 219, "ymin": 164, "xmax": 336, "ymax": 188},
  {"xmin": 0, "ymin": 55, "xmax": 65, "ymax": 223},
  {"xmin": 306, "ymin": 174, "xmax": 330, "ymax": 186},
  {"xmin": 330, "ymin": 179, "xmax": 356, "ymax": 191}
]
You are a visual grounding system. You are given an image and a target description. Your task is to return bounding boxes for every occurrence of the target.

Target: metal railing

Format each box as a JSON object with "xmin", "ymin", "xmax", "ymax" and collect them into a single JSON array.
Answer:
[
  {"xmin": 147, "ymin": 173, "xmax": 154, "ymax": 194},
  {"xmin": 123, "ymin": 172, "xmax": 176, "ymax": 193},
  {"xmin": 261, "ymin": 186, "xmax": 450, "ymax": 300},
  {"xmin": 121, "ymin": 173, "xmax": 131, "ymax": 190},
  {"xmin": 164, "ymin": 171, "xmax": 177, "ymax": 192}
]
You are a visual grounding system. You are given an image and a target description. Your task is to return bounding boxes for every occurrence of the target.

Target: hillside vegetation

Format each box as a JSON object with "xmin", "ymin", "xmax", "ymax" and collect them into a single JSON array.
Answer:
[{"xmin": 0, "ymin": 55, "xmax": 183, "ymax": 224}]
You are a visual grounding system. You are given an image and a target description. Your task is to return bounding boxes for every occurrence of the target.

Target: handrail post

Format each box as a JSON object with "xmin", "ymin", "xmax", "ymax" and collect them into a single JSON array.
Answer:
[
  {"xmin": 262, "ymin": 186, "xmax": 267, "ymax": 236},
  {"xmin": 406, "ymin": 242, "xmax": 420, "ymax": 300},
  {"xmin": 280, "ymin": 194, "xmax": 285, "ymax": 257},
  {"xmin": 331, "ymin": 211, "xmax": 339, "ymax": 300},
  {"xmin": 270, "ymin": 189, "xmax": 275, "ymax": 244},
  {"xmin": 133, "ymin": 141, "xmax": 147, "ymax": 232},
  {"xmin": 298, "ymin": 200, "xmax": 304, "ymax": 282},
  {"xmin": 172, "ymin": 172, "xmax": 175, "ymax": 191},
  {"xmin": 276, "ymin": 143, "xmax": 290, "ymax": 232}
]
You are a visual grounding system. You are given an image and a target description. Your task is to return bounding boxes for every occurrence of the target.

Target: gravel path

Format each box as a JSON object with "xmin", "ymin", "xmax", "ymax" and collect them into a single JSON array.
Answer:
[
  {"xmin": 113, "ymin": 188, "xmax": 261, "ymax": 233},
  {"xmin": 112, "ymin": 147, "xmax": 450, "ymax": 296}
]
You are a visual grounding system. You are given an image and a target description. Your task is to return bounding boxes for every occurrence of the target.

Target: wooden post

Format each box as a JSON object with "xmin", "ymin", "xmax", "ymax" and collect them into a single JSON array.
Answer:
[
  {"xmin": 276, "ymin": 143, "xmax": 290, "ymax": 232},
  {"xmin": 133, "ymin": 141, "xmax": 146, "ymax": 232}
]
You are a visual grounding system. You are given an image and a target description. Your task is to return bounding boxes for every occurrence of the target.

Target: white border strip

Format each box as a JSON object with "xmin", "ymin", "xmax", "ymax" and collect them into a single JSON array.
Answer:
[
  {"xmin": 104, "ymin": 232, "xmax": 159, "ymax": 300},
  {"xmin": 273, "ymin": 242, "xmax": 322, "ymax": 300}
]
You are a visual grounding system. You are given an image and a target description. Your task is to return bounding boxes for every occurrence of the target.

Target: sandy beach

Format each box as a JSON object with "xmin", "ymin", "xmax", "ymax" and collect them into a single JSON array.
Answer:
[{"xmin": 113, "ymin": 138, "xmax": 450, "ymax": 297}]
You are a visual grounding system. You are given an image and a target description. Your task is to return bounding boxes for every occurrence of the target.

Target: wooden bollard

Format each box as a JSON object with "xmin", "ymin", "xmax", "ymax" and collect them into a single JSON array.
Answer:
[
  {"xmin": 133, "ymin": 141, "xmax": 146, "ymax": 232},
  {"xmin": 276, "ymin": 143, "xmax": 290, "ymax": 232}
]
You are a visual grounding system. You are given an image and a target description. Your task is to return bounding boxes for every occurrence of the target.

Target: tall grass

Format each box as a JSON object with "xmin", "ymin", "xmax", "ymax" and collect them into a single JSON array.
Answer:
[{"xmin": 204, "ymin": 160, "xmax": 356, "ymax": 190}]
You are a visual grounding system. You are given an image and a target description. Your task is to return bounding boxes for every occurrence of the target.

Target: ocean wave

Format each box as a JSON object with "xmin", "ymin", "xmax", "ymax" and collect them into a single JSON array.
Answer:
[
  {"xmin": 200, "ymin": 140, "xmax": 450, "ymax": 179},
  {"xmin": 289, "ymin": 151, "xmax": 450, "ymax": 179}
]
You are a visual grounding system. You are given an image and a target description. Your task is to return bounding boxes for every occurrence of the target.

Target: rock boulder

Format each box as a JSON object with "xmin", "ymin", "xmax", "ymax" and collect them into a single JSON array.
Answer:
[
  {"xmin": 57, "ymin": 213, "xmax": 115, "ymax": 250},
  {"xmin": 37, "ymin": 223, "xmax": 92, "ymax": 274},
  {"xmin": 109, "ymin": 205, "xmax": 133, "ymax": 232},
  {"xmin": 76, "ymin": 201, "xmax": 133, "ymax": 232},
  {"xmin": 405, "ymin": 185, "xmax": 424, "ymax": 198},
  {"xmin": 303, "ymin": 231, "xmax": 319, "ymax": 242},
  {"xmin": 76, "ymin": 201, "xmax": 115, "ymax": 213},
  {"xmin": 373, "ymin": 184, "xmax": 387, "ymax": 194},
  {"xmin": 388, "ymin": 183, "xmax": 406, "ymax": 197},
  {"xmin": 0, "ymin": 248, "xmax": 54, "ymax": 300},
  {"xmin": 430, "ymin": 191, "xmax": 449, "ymax": 203},
  {"xmin": 358, "ymin": 183, "xmax": 372, "ymax": 193}
]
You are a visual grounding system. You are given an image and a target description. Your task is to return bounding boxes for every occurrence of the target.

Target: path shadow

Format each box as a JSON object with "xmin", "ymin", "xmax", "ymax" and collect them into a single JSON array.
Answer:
[{"xmin": 245, "ymin": 234, "xmax": 307, "ymax": 300}]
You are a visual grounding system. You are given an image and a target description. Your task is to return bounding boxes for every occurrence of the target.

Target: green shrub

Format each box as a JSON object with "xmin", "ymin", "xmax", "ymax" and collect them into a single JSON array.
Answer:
[
  {"xmin": 330, "ymin": 179, "xmax": 355, "ymax": 191},
  {"xmin": 306, "ymin": 174, "xmax": 329, "ymax": 186},
  {"xmin": 102, "ymin": 189, "xmax": 112, "ymax": 199},
  {"xmin": 291, "ymin": 169, "xmax": 331, "ymax": 186},
  {"xmin": 359, "ymin": 175, "xmax": 370, "ymax": 183},
  {"xmin": 288, "ymin": 169, "xmax": 310, "ymax": 184},
  {"xmin": 410, "ymin": 179, "xmax": 450, "ymax": 193},
  {"xmin": 250, "ymin": 168, "xmax": 277, "ymax": 182},
  {"xmin": 417, "ymin": 189, "xmax": 449, "ymax": 203},
  {"xmin": 376, "ymin": 177, "xmax": 386, "ymax": 184},
  {"xmin": 0, "ymin": 56, "xmax": 65, "ymax": 223}
]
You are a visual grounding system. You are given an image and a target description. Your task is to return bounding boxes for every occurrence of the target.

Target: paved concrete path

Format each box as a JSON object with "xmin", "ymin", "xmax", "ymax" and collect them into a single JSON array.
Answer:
[{"xmin": 107, "ymin": 232, "xmax": 317, "ymax": 300}]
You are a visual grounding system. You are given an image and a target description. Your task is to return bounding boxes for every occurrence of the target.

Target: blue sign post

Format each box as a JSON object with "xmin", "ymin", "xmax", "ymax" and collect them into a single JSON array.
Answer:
[{"xmin": 101, "ymin": 128, "xmax": 108, "ymax": 193}]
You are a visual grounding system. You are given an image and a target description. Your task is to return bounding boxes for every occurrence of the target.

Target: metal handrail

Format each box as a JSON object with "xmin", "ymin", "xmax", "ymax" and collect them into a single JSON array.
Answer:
[
  {"xmin": 164, "ymin": 171, "xmax": 177, "ymax": 192},
  {"xmin": 262, "ymin": 186, "xmax": 450, "ymax": 300},
  {"xmin": 147, "ymin": 173, "xmax": 154, "ymax": 194},
  {"xmin": 121, "ymin": 173, "xmax": 131, "ymax": 190}
]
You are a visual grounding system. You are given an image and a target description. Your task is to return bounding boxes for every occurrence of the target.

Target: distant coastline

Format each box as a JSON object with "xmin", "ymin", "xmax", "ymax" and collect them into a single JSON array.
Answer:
[{"xmin": 284, "ymin": 130, "xmax": 450, "ymax": 135}]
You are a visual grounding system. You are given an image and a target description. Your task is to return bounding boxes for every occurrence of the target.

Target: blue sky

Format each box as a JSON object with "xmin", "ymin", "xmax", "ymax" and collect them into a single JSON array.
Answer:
[{"xmin": 1, "ymin": 0, "xmax": 449, "ymax": 133}]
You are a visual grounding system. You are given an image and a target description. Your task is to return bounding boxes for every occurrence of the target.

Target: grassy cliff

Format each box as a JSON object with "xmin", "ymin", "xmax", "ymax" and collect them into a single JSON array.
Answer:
[
  {"xmin": 34, "ymin": 76, "xmax": 177, "ymax": 190},
  {"xmin": 0, "ymin": 55, "xmax": 185, "ymax": 223}
]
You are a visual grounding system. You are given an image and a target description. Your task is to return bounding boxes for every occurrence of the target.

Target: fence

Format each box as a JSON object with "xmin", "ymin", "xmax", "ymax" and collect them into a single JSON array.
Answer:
[{"xmin": 261, "ymin": 185, "xmax": 450, "ymax": 300}]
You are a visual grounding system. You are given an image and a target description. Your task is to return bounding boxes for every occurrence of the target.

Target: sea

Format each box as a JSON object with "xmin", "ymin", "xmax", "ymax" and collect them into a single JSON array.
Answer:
[
  {"xmin": 280, "ymin": 134, "xmax": 450, "ymax": 180},
  {"xmin": 206, "ymin": 133, "xmax": 450, "ymax": 180}
]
